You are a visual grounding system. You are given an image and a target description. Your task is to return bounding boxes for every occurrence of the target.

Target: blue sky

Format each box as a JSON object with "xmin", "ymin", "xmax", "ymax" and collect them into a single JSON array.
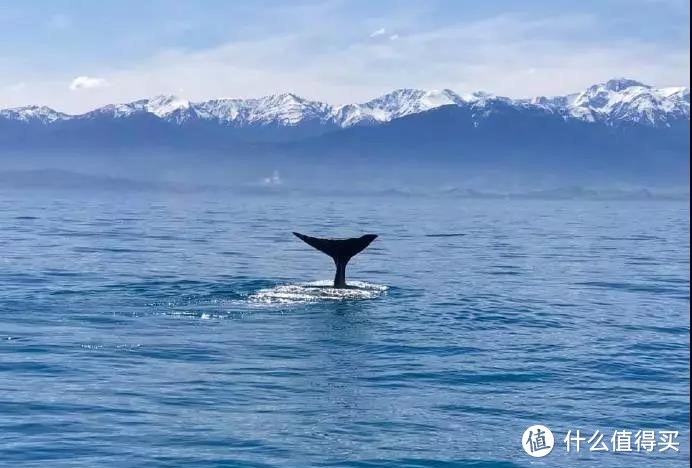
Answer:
[{"xmin": 0, "ymin": 0, "xmax": 689, "ymax": 112}]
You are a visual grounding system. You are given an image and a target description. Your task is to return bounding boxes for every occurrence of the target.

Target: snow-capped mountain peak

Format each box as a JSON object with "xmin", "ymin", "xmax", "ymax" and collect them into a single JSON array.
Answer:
[
  {"xmin": 84, "ymin": 95, "xmax": 191, "ymax": 120},
  {"xmin": 459, "ymin": 91, "xmax": 500, "ymax": 108},
  {"xmin": 364, "ymin": 88, "xmax": 461, "ymax": 111},
  {"xmin": 192, "ymin": 93, "xmax": 331, "ymax": 126},
  {"xmin": 569, "ymin": 78, "xmax": 689, "ymax": 125},
  {"xmin": 332, "ymin": 88, "xmax": 463, "ymax": 127},
  {"xmin": 0, "ymin": 105, "xmax": 68, "ymax": 123},
  {"xmin": 248, "ymin": 93, "xmax": 331, "ymax": 125},
  {"xmin": 145, "ymin": 95, "xmax": 190, "ymax": 118}
]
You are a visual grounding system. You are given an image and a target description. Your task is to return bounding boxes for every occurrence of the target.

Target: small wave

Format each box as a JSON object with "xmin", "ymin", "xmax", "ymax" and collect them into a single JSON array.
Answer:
[
  {"xmin": 248, "ymin": 280, "xmax": 388, "ymax": 305},
  {"xmin": 425, "ymin": 233, "xmax": 466, "ymax": 238},
  {"xmin": 163, "ymin": 309, "xmax": 226, "ymax": 320}
]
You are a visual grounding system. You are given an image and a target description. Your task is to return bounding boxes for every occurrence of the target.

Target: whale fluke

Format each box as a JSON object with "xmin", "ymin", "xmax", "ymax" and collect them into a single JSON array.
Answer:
[{"xmin": 293, "ymin": 232, "xmax": 378, "ymax": 288}]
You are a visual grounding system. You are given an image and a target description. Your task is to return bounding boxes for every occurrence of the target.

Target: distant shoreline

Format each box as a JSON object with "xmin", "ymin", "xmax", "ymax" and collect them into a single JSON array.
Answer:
[{"xmin": 0, "ymin": 169, "xmax": 688, "ymax": 201}]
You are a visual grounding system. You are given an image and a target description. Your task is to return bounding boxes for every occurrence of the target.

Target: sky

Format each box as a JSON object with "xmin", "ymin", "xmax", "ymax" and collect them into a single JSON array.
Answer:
[{"xmin": 0, "ymin": 0, "xmax": 689, "ymax": 113}]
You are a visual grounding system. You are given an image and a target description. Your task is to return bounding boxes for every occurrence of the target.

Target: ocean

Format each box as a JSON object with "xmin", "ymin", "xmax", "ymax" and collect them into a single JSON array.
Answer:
[{"xmin": 0, "ymin": 191, "xmax": 689, "ymax": 467}]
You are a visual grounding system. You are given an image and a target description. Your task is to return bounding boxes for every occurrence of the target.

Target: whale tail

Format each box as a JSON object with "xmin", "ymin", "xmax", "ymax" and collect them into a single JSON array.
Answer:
[{"xmin": 293, "ymin": 232, "xmax": 378, "ymax": 288}]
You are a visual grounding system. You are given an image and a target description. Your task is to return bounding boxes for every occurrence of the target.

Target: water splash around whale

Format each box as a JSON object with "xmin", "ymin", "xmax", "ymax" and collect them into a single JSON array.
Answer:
[{"xmin": 248, "ymin": 280, "xmax": 388, "ymax": 305}]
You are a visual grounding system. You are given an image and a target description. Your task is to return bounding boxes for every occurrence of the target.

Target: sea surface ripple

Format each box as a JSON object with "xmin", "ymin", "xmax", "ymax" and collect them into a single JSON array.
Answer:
[{"xmin": 0, "ymin": 192, "xmax": 689, "ymax": 467}]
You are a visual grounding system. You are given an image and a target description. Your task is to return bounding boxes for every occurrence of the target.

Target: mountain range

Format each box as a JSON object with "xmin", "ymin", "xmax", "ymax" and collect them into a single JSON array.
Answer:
[
  {"xmin": 1, "ymin": 78, "xmax": 689, "ymax": 131},
  {"xmin": 1, "ymin": 78, "xmax": 689, "ymax": 190}
]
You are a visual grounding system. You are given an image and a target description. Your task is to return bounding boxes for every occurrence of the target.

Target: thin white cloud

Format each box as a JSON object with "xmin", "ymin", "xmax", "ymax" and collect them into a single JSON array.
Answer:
[
  {"xmin": 69, "ymin": 76, "xmax": 109, "ymax": 91},
  {"xmin": 369, "ymin": 28, "xmax": 386, "ymax": 38},
  {"xmin": 389, "ymin": 34, "xmax": 399, "ymax": 41}
]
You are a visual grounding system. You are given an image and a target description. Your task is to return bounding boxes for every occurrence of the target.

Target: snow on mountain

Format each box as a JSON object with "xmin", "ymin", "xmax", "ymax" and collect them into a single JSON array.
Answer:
[
  {"xmin": 1, "ymin": 79, "xmax": 689, "ymax": 129},
  {"xmin": 77, "ymin": 89, "xmax": 458, "ymax": 128},
  {"xmin": 82, "ymin": 95, "xmax": 192, "ymax": 121},
  {"xmin": 234, "ymin": 93, "xmax": 332, "ymax": 126},
  {"xmin": 194, "ymin": 99, "xmax": 243, "ymax": 123},
  {"xmin": 332, "ymin": 88, "xmax": 463, "ymax": 127},
  {"xmin": 146, "ymin": 95, "xmax": 191, "ymax": 119},
  {"xmin": 148, "ymin": 93, "xmax": 332, "ymax": 126},
  {"xmin": 459, "ymin": 91, "xmax": 499, "ymax": 106},
  {"xmin": 0, "ymin": 105, "xmax": 68, "ymax": 124},
  {"xmin": 554, "ymin": 79, "xmax": 690, "ymax": 125}
]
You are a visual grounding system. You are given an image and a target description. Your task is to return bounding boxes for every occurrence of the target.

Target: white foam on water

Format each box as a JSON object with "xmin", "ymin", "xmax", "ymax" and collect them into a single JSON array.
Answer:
[
  {"xmin": 248, "ymin": 280, "xmax": 388, "ymax": 305},
  {"xmin": 161, "ymin": 309, "xmax": 228, "ymax": 320}
]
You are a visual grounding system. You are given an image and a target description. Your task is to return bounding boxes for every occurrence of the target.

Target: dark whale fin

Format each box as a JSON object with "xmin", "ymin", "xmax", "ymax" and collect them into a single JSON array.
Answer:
[{"xmin": 293, "ymin": 232, "xmax": 378, "ymax": 288}]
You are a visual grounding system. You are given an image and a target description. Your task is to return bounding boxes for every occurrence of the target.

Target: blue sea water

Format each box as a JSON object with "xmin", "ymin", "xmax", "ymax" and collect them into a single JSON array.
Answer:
[{"xmin": 0, "ymin": 191, "xmax": 689, "ymax": 468}]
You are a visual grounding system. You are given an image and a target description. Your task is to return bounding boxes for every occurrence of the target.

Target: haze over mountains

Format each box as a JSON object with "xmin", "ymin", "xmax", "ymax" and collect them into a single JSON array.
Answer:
[{"xmin": 1, "ymin": 78, "xmax": 689, "ymax": 193}]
